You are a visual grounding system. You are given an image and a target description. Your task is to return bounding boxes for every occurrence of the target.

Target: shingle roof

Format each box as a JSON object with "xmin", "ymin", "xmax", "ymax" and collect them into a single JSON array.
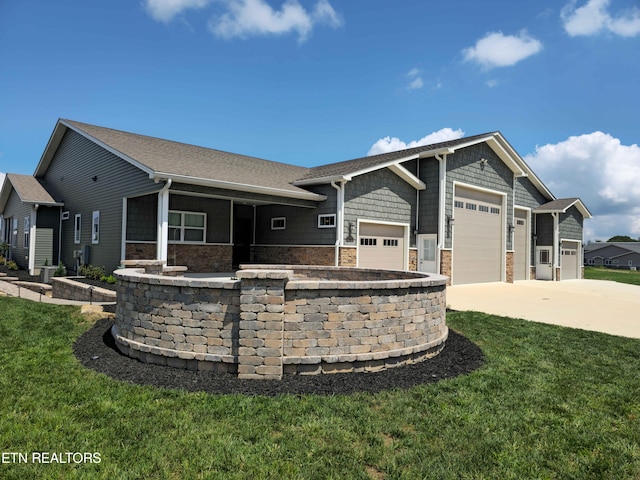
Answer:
[
  {"xmin": 533, "ymin": 198, "xmax": 592, "ymax": 218},
  {"xmin": 584, "ymin": 242, "xmax": 640, "ymax": 254},
  {"xmin": 61, "ymin": 120, "xmax": 318, "ymax": 200},
  {"xmin": 296, "ymin": 132, "xmax": 496, "ymax": 182},
  {"xmin": 2, "ymin": 174, "xmax": 61, "ymax": 206}
]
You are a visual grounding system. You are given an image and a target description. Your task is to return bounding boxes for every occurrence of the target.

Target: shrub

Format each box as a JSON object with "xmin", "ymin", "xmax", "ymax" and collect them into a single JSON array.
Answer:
[
  {"xmin": 7, "ymin": 260, "xmax": 18, "ymax": 271},
  {"xmin": 53, "ymin": 264, "xmax": 67, "ymax": 277},
  {"xmin": 100, "ymin": 274, "xmax": 117, "ymax": 285},
  {"xmin": 79, "ymin": 264, "xmax": 105, "ymax": 280}
]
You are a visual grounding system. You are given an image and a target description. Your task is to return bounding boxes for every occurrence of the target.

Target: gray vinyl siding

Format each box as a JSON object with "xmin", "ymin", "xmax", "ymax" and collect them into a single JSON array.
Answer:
[
  {"xmin": 444, "ymin": 144, "xmax": 514, "ymax": 249},
  {"xmin": 127, "ymin": 194, "xmax": 157, "ymax": 242},
  {"xmin": 40, "ymin": 130, "xmax": 161, "ymax": 274},
  {"xmin": 559, "ymin": 205, "xmax": 583, "ymax": 241},
  {"xmin": 416, "ymin": 158, "xmax": 440, "ymax": 235},
  {"xmin": 343, "ymin": 168, "xmax": 415, "ymax": 247},
  {"xmin": 3, "ymin": 189, "xmax": 31, "ymax": 270},
  {"xmin": 169, "ymin": 194, "xmax": 231, "ymax": 243},
  {"xmin": 535, "ymin": 214, "xmax": 554, "ymax": 246}
]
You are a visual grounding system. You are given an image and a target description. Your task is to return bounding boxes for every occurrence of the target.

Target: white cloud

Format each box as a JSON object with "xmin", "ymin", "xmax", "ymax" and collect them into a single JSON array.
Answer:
[
  {"xmin": 367, "ymin": 128, "xmax": 465, "ymax": 156},
  {"xmin": 209, "ymin": 0, "xmax": 343, "ymax": 42},
  {"xmin": 561, "ymin": 0, "xmax": 640, "ymax": 37},
  {"xmin": 144, "ymin": 0, "xmax": 212, "ymax": 23},
  {"xmin": 524, "ymin": 132, "xmax": 640, "ymax": 240},
  {"xmin": 406, "ymin": 68, "xmax": 423, "ymax": 91},
  {"xmin": 462, "ymin": 31, "xmax": 543, "ymax": 69}
]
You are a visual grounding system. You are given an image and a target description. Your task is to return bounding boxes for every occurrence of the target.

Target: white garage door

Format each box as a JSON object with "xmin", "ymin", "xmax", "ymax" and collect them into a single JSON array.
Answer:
[
  {"xmin": 358, "ymin": 222, "xmax": 405, "ymax": 270},
  {"xmin": 452, "ymin": 187, "xmax": 503, "ymax": 284},
  {"xmin": 561, "ymin": 241, "xmax": 579, "ymax": 280},
  {"xmin": 513, "ymin": 209, "xmax": 528, "ymax": 281}
]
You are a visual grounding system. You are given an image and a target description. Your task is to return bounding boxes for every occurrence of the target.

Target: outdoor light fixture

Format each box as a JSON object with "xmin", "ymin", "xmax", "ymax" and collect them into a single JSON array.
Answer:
[
  {"xmin": 447, "ymin": 215, "xmax": 455, "ymax": 228},
  {"xmin": 479, "ymin": 158, "xmax": 488, "ymax": 170},
  {"xmin": 508, "ymin": 223, "xmax": 514, "ymax": 234},
  {"xmin": 346, "ymin": 222, "xmax": 355, "ymax": 242},
  {"xmin": 92, "ymin": 176, "xmax": 98, "ymax": 182}
]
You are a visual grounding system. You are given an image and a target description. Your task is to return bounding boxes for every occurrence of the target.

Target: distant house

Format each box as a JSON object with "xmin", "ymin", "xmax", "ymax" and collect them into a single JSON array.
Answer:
[
  {"xmin": 0, "ymin": 119, "xmax": 591, "ymax": 284},
  {"xmin": 584, "ymin": 242, "xmax": 640, "ymax": 270}
]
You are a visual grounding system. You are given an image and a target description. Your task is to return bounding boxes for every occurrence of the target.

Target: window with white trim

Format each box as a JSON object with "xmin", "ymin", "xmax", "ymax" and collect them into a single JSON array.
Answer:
[
  {"xmin": 271, "ymin": 217, "xmax": 286, "ymax": 230},
  {"xmin": 92, "ymin": 211, "xmax": 100, "ymax": 244},
  {"xmin": 360, "ymin": 238, "xmax": 377, "ymax": 246},
  {"xmin": 74, "ymin": 214, "xmax": 81, "ymax": 244},
  {"xmin": 383, "ymin": 239, "xmax": 399, "ymax": 247},
  {"xmin": 61, "ymin": 211, "xmax": 70, "ymax": 220},
  {"xmin": 24, "ymin": 217, "xmax": 30, "ymax": 249},
  {"xmin": 318, "ymin": 214, "xmax": 336, "ymax": 228},
  {"xmin": 169, "ymin": 211, "xmax": 206, "ymax": 243},
  {"xmin": 12, "ymin": 218, "xmax": 18, "ymax": 247}
]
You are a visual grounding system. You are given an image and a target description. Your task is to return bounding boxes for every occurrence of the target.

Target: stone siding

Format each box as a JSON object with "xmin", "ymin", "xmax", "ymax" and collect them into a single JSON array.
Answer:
[
  {"xmin": 506, "ymin": 251, "xmax": 514, "ymax": 283},
  {"xmin": 252, "ymin": 245, "xmax": 335, "ymax": 266},
  {"xmin": 440, "ymin": 250, "xmax": 452, "ymax": 285}
]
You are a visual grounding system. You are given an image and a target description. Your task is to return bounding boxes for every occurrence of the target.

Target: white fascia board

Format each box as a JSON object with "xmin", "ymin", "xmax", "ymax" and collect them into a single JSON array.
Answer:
[
  {"xmin": 34, "ymin": 120, "xmax": 156, "ymax": 178},
  {"xmin": 152, "ymin": 173, "xmax": 327, "ymax": 202},
  {"xmin": 387, "ymin": 163, "xmax": 426, "ymax": 190}
]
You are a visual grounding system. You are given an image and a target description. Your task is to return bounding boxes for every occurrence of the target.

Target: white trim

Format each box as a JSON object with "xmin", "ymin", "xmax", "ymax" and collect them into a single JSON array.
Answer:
[
  {"xmin": 168, "ymin": 210, "xmax": 207, "ymax": 243},
  {"xmin": 61, "ymin": 211, "xmax": 70, "ymax": 220},
  {"xmin": 91, "ymin": 210, "xmax": 100, "ymax": 244},
  {"xmin": 121, "ymin": 198, "xmax": 127, "ymax": 265},
  {"xmin": 271, "ymin": 217, "xmax": 286, "ymax": 230},
  {"xmin": 318, "ymin": 213, "xmax": 336, "ymax": 228},
  {"xmin": 27, "ymin": 209, "xmax": 37, "ymax": 275},
  {"xmin": 452, "ymin": 181, "xmax": 507, "ymax": 284},
  {"xmin": 74, "ymin": 214, "xmax": 81, "ymax": 244}
]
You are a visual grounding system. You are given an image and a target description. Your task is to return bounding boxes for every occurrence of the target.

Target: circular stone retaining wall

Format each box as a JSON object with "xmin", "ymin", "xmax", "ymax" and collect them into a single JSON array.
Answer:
[{"xmin": 113, "ymin": 265, "xmax": 448, "ymax": 380}]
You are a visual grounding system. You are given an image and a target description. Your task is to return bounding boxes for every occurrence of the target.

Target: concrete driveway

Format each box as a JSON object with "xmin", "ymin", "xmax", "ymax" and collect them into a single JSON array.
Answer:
[{"xmin": 447, "ymin": 280, "xmax": 640, "ymax": 339}]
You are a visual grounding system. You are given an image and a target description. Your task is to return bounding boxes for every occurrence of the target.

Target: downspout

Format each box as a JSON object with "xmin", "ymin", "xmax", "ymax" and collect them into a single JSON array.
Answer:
[
  {"xmin": 434, "ymin": 153, "xmax": 448, "ymax": 274},
  {"xmin": 58, "ymin": 206, "xmax": 63, "ymax": 268},
  {"xmin": 552, "ymin": 212, "xmax": 559, "ymax": 281},
  {"xmin": 331, "ymin": 179, "xmax": 346, "ymax": 267},
  {"xmin": 28, "ymin": 204, "xmax": 38, "ymax": 275},
  {"xmin": 156, "ymin": 178, "xmax": 172, "ymax": 264}
]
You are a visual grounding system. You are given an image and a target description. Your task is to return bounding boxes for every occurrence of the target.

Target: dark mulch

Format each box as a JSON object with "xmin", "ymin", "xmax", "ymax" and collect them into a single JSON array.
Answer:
[
  {"xmin": 74, "ymin": 319, "xmax": 484, "ymax": 396},
  {"xmin": 0, "ymin": 264, "xmax": 39, "ymax": 282}
]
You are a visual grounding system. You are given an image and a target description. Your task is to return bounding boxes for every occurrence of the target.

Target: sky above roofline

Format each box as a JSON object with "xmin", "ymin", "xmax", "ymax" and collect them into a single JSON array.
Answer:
[{"xmin": 1, "ymin": 0, "xmax": 639, "ymax": 242}]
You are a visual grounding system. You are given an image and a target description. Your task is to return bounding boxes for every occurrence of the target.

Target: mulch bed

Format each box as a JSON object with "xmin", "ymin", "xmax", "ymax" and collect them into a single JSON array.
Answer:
[{"xmin": 74, "ymin": 319, "xmax": 484, "ymax": 396}]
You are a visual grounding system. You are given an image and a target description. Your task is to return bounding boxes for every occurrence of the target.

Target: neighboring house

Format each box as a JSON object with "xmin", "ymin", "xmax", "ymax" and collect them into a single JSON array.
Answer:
[
  {"xmin": 0, "ymin": 119, "xmax": 591, "ymax": 284},
  {"xmin": 584, "ymin": 242, "xmax": 640, "ymax": 270}
]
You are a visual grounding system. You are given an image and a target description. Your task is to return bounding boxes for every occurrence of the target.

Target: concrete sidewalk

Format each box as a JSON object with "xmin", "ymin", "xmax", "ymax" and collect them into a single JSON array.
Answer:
[
  {"xmin": 447, "ymin": 279, "xmax": 640, "ymax": 339},
  {"xmin": 0, "ymin": 279, "xmax": 113, "ymax": 306}
]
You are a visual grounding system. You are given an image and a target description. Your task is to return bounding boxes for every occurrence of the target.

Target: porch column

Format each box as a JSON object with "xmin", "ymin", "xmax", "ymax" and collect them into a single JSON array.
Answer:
[{"xmin": 157, "ymin": 187, "xmax": 169, "ymax": 263}]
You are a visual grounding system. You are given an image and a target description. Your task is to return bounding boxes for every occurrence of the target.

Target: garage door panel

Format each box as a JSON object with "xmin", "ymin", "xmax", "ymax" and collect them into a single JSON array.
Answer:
[
  {"xmin": 561, "ymin": 241, "xmax": 578, "ymax": 280},
  {"xmin": 453, "ymin": 188, "xmax": 503, "ymax": 285},
  {"xmin": 513, "ymin": 209, "xmax": 528, "ymax": 281},
  {"xmin": 358, "ymin": 223, "xmax": 405, "ymax": 270}
]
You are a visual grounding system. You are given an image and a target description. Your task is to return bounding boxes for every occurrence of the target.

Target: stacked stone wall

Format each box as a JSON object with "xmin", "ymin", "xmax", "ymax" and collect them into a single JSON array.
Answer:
[{"xmin": 112, "ymin": 265, "xmax": 448, "ymax": 379}]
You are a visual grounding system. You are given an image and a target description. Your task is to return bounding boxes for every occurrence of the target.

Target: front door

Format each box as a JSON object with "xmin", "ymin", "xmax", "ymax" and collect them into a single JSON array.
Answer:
[
  {"xmin": 232, "ymin": 204, "xmax": 253, "ymax": 268},
  {"xmin": 536, "ymin": 247, "xmax": 553, "ymax": 280},
  {"xmin": 418, "ymin": 234, "xmax": 437, "ymax": 273}
]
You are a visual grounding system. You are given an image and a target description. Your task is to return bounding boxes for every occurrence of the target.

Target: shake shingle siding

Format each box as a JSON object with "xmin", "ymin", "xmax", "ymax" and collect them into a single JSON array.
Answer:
[
  {"xmin": 444, "ymin": 144, "xmax": 514, "ymax": 249},
  {"xmin": 343, "ymin": 168, "xmax": 415, "ymax": 246},
  {"xmin": 536, "ymin": 215, "xmax": 554, "ymax": 246},
  {"xmin": 40, "ymin": 130, "xmax": 160, "ymax": 273},
  {"xmin": 559, "ymin": 206, "xmax": 583, "ymax": 241},
  {"xmin": 127, "ymin": 194, "xmax": 157, "ymax": 242},
  {"xmin": 515, "ymin": 176, "xmax": 547, "ymax": 208}
]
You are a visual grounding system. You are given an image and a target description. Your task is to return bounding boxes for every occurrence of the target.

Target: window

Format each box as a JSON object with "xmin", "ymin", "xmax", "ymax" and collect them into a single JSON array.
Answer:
[
  {"xmin": 383, "ymin": 239, "xmax": 398, "ymax": 247},
  {"xmin": 605, "ymin": 259, "xmax": 611, "ymax": 265},
  {"xmin": 360, "ymin": 238, "xmax": 377, "ymax": 246},
  {"xmin": 490, "ymin": 207, "xmax": 500, "ymax": 215},
  {"xmin": 516, "ymin": 219, "xmax": 525, "ymax": 225},
  {"xmin": 74, "ymin": 214, "xmax": 81, "ymax": 244},
  {"xmin": 479, "ymin": 205, "xmax": 489, "ymax": 213},
  {"xmin": 539, "ymin": 249, "xmax": 550, "ymax": 264},
  {"xmin": 318, "ymin": 214, "xmax": 336, "ymax": 228},
  {"xmin": 24, "ymin": 217, "xmax": 30, "ymax": 249},
  {"xmin": 92, "ymin": 211, "xmax": 100, "ymax": 244},
  {"xmin": 629, "ymin": 260, "xmax": 634, "ymax": 267},
  {"xmin": 12, "ymin": 218, "xmax": 18, "ymax": 247},
  {"xmin": 465, "ymin": 202, "xmax": 477, "ymax": 211},
  {"xmin": 271, "ymin": 217, "xmax": 286, "ymax": 230},
  {"xmin": 169, "ymin": 211, "xmax": 206, "ymax": 243},
  {"xmin": 454, "ymin": 200, "xmax": 464, "ymax": 209},
  {"xmin": 61, "ymin": 211, "xmax": 70, "ymax": 220},
  {"xmin": 588, "ymin": 258, "xmax": 594, "ymax": 265}
]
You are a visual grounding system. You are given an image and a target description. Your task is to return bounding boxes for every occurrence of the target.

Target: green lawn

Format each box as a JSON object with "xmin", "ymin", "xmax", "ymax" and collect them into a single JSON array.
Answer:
[
  {"xmin": 1, "ymin": 296, "xmax": 640, "ymax": 479},
  {"xmin": 584, "ymin": 266, "xmax": 640, "ymax": 286}
]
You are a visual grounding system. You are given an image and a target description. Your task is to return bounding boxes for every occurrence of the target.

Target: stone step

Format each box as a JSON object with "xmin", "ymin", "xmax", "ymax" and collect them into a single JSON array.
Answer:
[{"xmin": 0, "ymin": 276, "xmax": 19, "ymax": 282}]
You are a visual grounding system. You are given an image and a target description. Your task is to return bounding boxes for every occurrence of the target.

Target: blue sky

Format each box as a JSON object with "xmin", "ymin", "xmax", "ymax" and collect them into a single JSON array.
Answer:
[{"xmin": 1, "ymin": 0, "xmax": 639, "ymax": 241}]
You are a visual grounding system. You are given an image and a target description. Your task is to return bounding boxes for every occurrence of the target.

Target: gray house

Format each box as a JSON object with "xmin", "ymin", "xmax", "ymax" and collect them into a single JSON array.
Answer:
[
  {"xmin": 584, "ymin": 242, "xmax": 640, "ymax": 270},
  {"xmin": 0, "ymin": 119, "xmax": 591, "ymax": 284}
]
